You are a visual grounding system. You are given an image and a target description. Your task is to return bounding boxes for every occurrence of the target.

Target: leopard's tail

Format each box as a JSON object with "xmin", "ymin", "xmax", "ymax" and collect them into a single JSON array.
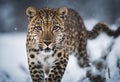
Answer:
[{"xmin": 87, "ymin": 22, "xmax": 120, "ymax": 39}]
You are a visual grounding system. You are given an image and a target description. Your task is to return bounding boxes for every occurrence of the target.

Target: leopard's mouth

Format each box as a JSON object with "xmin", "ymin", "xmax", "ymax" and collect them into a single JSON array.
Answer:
[{"xmin": 44, "ymin": 47, "xmax": 52, "ymax": 52}]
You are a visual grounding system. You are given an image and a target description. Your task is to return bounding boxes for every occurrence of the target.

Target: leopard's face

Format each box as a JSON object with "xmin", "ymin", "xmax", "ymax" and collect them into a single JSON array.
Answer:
[{"xmin": 26, "ymin": 7, "xmax": 68, "ymax": 55}]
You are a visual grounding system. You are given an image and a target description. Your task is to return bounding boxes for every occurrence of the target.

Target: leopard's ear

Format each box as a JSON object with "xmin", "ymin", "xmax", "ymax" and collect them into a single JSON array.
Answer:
[
  {"xmin": 26, "ymin": 6, "xmax": 37, "ymax": 21},
  {"xmin": 56, "ymin": 7, "xmax": 68, "ymax": 19}
]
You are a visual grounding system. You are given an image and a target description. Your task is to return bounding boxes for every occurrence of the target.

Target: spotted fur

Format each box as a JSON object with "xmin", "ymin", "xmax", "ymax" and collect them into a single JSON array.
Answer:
[{"xmin": 26, "ymin": 7, "xmax": 120, "ymax": 82}]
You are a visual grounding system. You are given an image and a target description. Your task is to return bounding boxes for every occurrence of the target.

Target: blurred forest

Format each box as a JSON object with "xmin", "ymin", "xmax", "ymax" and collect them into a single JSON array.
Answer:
[{"xmin": 0, "ymin": 0, "xmax": 120, "ymax": 33}]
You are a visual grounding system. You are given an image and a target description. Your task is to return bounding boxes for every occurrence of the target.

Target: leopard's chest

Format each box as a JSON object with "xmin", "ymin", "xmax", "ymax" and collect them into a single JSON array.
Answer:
[
  {"xmin": 37, "ymin": 54, "xmax": 54, "ymax": 66},
  {"xmin": 37, "ymin": 54, "xmax": 55, "ymax": 74}
]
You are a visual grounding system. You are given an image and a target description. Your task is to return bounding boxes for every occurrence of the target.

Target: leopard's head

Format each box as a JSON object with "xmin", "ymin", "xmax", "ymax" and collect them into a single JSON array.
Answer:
[{"xmin": 26, "ymin": 7, "xmax": 68, "ymax": 55}]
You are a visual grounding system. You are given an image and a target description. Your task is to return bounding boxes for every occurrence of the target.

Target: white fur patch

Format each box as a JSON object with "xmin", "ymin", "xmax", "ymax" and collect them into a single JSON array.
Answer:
[{"xmin": 39, "ymin": 50, "xmax": 54, "ymax": 56}]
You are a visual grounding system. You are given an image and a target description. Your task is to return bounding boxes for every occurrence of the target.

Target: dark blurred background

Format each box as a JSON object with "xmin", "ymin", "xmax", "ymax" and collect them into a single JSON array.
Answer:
[{"xmin": 0, "ymin": 0, "xmax": 120, "ymax": 33}]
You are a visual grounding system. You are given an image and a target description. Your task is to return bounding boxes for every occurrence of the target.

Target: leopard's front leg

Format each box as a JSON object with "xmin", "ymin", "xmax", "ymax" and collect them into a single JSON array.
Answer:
[
  {"xmin": 45, "ymin": 49, "xmax": 69, "ymax": 82},
  {"xmin": 27, "ymin": 48, "xmax": 45, "ymax": 82}
]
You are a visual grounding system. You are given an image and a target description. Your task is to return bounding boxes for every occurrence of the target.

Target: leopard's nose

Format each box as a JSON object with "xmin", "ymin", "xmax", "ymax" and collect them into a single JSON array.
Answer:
[{"xmin": 44, "ymin": 41, "xmax": 51, "ymax": 46}]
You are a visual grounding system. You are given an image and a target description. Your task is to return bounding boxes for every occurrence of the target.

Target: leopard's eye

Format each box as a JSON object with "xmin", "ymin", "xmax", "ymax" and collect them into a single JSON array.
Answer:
[
  {"xmin": 36, "ymin": 25, "xmax": 42, "ymax": 30},
  {"xmin": 53, "ymin": 26, "xmax": 59, "ymax": 30}
]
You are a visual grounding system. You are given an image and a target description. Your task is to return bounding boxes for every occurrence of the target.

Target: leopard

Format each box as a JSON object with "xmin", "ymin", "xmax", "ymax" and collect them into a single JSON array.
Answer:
[{"xmin": 26, "ymin": 6, "xmax": 120, "ymax": 82}]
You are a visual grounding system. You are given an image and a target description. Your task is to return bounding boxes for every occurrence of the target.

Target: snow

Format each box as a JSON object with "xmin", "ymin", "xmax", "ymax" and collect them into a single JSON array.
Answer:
[
  {"xmin": 0, "ymin": 19, "xmax": 120, "ymax": 82},
  {"xmin": 61, "ymin": 55, "xmax": 87, "ymax": 82},
  {"xmin": 0, "ymin": 33, "xmax": 31, "ymax": 82},
  {"xmin": 107, "ymin": 37, "xmax": 120, "ymax": 79},
  {"xmin": 87, "ymin": 34, "xmax": 113, "ymax": 61}
]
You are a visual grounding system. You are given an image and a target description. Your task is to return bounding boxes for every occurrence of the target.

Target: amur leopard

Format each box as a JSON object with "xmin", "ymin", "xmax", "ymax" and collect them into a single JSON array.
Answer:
[{"xmin": 26, "ymin": 6, "xmax": 120, "ymax": 82}]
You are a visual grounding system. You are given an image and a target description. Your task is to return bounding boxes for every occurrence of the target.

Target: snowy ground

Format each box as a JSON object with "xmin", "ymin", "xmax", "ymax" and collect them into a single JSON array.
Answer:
[{"xmin": 0, "ymin": 19, "xmax": 120, "ymax": 82}]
